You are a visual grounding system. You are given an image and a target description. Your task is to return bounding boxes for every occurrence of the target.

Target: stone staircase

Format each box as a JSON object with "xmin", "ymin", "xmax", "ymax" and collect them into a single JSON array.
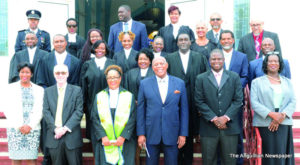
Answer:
[{"xmin": 0, "ymin": 111, "xmax": 300, "ymax": 165}]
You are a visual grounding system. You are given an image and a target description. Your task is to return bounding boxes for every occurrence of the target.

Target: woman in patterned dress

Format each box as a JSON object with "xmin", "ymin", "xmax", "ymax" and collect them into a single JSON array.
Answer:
[{"xmin": 3, "ymin": 62, "xmax": 44, "ymax": 165}]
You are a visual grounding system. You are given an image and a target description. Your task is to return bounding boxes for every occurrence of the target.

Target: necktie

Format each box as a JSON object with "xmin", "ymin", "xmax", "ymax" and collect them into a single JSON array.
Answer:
[
  {"xmin": 255, "ymin": 36, "xmax": 260, "ymax": 59},
  {"xmin": 55, "ymin": 88, "xmax": 64, "ymax": 127},
  {"xmin": 215, "ymin": 33, "xmax": 219, "ymax": 43},
  {"xmin": 214, "ymin": 72, "xmax": 221, "ymax": 86},
  {"xmin": 124, "ymin": 22, "xmax": 129, "ymax": 32}
]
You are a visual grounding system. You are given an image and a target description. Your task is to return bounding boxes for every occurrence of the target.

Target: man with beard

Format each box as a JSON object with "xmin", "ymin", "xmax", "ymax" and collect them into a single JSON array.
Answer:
[
  {"xmin": 9, "ymin": 32, "xmax": 48, "ymax": 83},
  {"xmin": 238, "ymin": 19, "xmax": 282, "ymax": 62},
  {"xmin": 108, "ymin": 5, "xmax": 148, "ymax": 52},
  {"xmin": 206, "ymin": 13, "xmax": 223, "ymax": 48},
  {"xmin": 249, "ymin": 38, "xmax": 291, "ymax": 85},
  {"xmin": 152, "ymin": 36, "xmax": 168, "ymax": 58},
  {"xmin": 166, "ymin": 32, "xmax": 209, "ymax": 165},
  {"xmin": 15, "ymin": 10, "xmax": 51, "ymax": 52}
]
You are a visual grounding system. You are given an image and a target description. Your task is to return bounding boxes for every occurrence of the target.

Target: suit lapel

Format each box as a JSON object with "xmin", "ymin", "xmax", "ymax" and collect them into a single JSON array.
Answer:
[
  {"xmin": 219, "ymin": 71, "xmax": 229, "ymax": 90},
  {"xmin": 229, "ymin": 51, "xmax": 237, "ymax": 71},
  {"xmin": 174, "ymin": 52, "xmax": 185, "ymax": 75},
  {"xmin": 62, "ymin": 84, "xmax": 72, "ymax": 123},
  {"xmin": 52, "ymin": 85, "xmax": 58, "ymax": 115},
  {"xmin": 32, "ymin": 48, "xmax": 40, "ymax": 65},
  {"xmin": 131, "ymin": 21, "xmax": 136, "ymax": 33},
  {"xmin": 185, "ymin": 51, "xmax": 192, "ymax": 75},
  {"xmin": 164, "ymin": 76, "xmax": 174, "ymax": 104},
  {"xmin": 249, "ymin": 33, "xmax": 256, "ymax": 53},
  {"xmin": 208, "ymin": 71, "xmax": 219, "ymax": 89},
  {"xmin": 151, "ymin": 76, "xmax": 163, "ymax": 104},
  {"xmin": 24, "ymin": 49, "xmax": 30, "ymax": 63}
]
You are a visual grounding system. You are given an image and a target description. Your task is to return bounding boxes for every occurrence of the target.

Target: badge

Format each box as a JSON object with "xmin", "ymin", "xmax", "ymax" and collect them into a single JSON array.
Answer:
[
  {"xmin": 41, "ymin": 37, "xmax": 45, "ymax": 43},
  {"xmin": 31, "ymin": 10, "xmax": 35, "ymax": 14}
]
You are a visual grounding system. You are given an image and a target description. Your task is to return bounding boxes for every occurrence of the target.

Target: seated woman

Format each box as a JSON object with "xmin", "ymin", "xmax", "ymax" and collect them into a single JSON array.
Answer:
[
  {"xmin": 3, "ymin": 62, "xmax": 44, "ymax": 165},
  {"xmin": 91, "ymin": 65, "xmax": 136, "ymax": 165},
  {"xmin": 191, "ymin": 21, "xmax": 216, "ymax": 60},
  {"xmin": 113, "ymin": 31, "xmax": 138, "ymax": 73},
  {"xmin": 251, "ymin": 52, "xmax": 296, "ymax": 165}
]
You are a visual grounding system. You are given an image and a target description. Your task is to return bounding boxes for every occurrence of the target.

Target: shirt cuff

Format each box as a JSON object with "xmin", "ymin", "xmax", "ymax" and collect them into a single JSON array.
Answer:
[
  {"xmin": 210, "ymin": 116, "xmax": 217, "ymax": 122},
  {"xmin": 224, "ymin": 115, "xmax": 230, "ymax": 121},
  {"xmin": 64, "ymin": 126, "xmax": 72, "ymax": 132}
]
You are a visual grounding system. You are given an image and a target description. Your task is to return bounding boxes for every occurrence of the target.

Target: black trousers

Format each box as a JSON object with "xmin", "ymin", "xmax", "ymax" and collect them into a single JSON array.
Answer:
[
  {"xmin": 40, "ymin": 119, "xmax": 51, "ymax": 165},
  {"xmin": 178, "ymin": 135, "xmax": 193, "ymax": 165}
]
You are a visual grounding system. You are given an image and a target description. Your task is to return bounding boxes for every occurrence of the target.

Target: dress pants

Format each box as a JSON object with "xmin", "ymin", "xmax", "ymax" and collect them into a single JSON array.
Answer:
[
  {"xmin": 178, "ymin": 135, "xmax": 193, "ymax": 165},
  {"xmin": 146, "ymin": 142, "xmax": 178, "ymax": 165},
  {"xmin": 41, "ymin": 119, "xmax": 52, "ymax": 165},
  {"xmin": 201, "ymin": 130, "xmax": 238, "ymax": 165}
]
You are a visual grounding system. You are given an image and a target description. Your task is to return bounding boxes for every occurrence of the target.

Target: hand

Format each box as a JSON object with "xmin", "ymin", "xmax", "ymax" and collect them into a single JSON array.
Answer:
[
  {"xmin": 22, "ymin": 125, "xmax": 32, "ymax": 134},
  {"xmin": 195, "ymin": 135, "xmax": 201, "ymax": 143},
  {"xmin": 138, "ymin": 135, "xmax": 146, "ymax": 149},
  {"xmin": 19, "ymin": 126, "xmax": 26, "ymax": 134},
  {"xmin": 268, "ymin": 120, "xmax": 279, "ymax": 132},
  {"xmin": 213, "ymin": 117, "xmax": 227, "ymax": 130},
  {"xmin": 268, "ymin": 112, "xmax": 285, "ymax": 124},
  {"xmin": 115, "ymin": 136, "xmax": 125, "ymax": 146},
  {"xmin": 102, "ymin": 136, "xmax": 111, "ymax": 146},
  {"xmin": 54, "ymin": 127, "xmax": 67, "ymax": 139},
  {"xmin": 177, "ymin": 136, "xmax": 186, "ymax": 149}
]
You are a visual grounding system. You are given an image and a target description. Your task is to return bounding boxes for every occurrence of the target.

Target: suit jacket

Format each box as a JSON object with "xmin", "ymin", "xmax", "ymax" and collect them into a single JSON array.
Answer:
[
  {"xmin": 3, "ymin": 82, "xmax": 44, "ymax": 130},
  {"xmin": 166, "ymin": 50, "xmax": 209, "ymax": 134},
  {"xmin": 137, "ymin": 75, "xmax": 189, "ymax": 145},
  {"xmin": 15, "ymin": 29, "xmax": 51, "ymax": 52},
  {"xmin": 226, "ymin": 50, "xmax": 249, "ymax": 88},
  {"xmin": 36, "ymin": 52, "xmax": 81, "ymax": 87},
  {"xmin": 206, "ymin": 29, "xmax": 223, "ymax": 49},
  {"xmin": 194, "ymin": 70, "xmax": 243, "ymax": 137},
  {"xmin": 250, "ymin": 75, "xmax": 296, "ymax": 126},
  {"xmin": 158, "ymin": 24, "xmax": 195, "ymax": 53},
  {"xmin": 43, "ymin": 84, "xmax": 84, "ymax": 149},
  {"xmin": 65, "ymin": 34, "xmax": 86, "ymax": 58},
  {"xmin": 151, "ymin": 50, "xmax": 168, "ymax": 58},
  {"xmin": 8, "ymin": 48, "xmax": 48, "ymax": 83},
  {"xmin": 238, "ymin": 30, "xmax": 282, "ymax": 62},
  {"xmin": 113, "ymin": 49, "xmax": 138, "ymax": 73},
  {"xmin": 108, "ymin": 20, "xmax": 148, "ymax": 52},
  {"xmin": 249, "ymin": 57, "xmax": 291, "ymax": 86}
]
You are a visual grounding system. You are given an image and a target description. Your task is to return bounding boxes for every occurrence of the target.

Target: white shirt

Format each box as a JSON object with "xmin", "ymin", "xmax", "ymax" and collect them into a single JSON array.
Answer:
[
  {"xmin": 57, "ymin": 83, "xmax": 67, "ymax": 97},
  {"xmin": 109, "ymin": 88, "xmax": 119, "ymax": 108},
  {"xmin": 153, "ymin": 52, "xmax": 161, "ymax": 58},
  {"xmin": 156, "ymin": 75, "xmax": 169, "ymax": 103},
  {"xmin": 90, "ymin": 53, "xmax": 95, "ymax": 58},
  {"xmin": 179, "ymin": 50, "xmax": 190, "ymax": 74},
  {"xmin": 27, "ymin": 46, "xmax": 37, "ymax": 64},
  {"xmin": 140, "ymin": 68, "xmax": 148, "ymax": 77},
  {"xmin": 213, "ymin": 29, "xmax": 221, "ymax": 41},
  {"xmin": 223, "ymin": 49, "xmax": 233, "ymax": 70},
  {"xmin": 212, "ymin": 69, "xmax": 223, "ymax": 86},
  {"xmin": 124, "ymin": 48, "xmax": 131, "ymax": 59},
  {"xmin": 68, "ymin": 33, "xmax": 77, "ymax": 43},
  {"xmin": 30, "ymin": 28, "xmax": 38, "ymax": 34},
  {"xmin": 94, "ymin": 56, "xmax": 107, "ymax": 70},
  {"xmin": 172, "ymin": 23, "xmax": 181, "ymax": 39},
  {"xmin": 55, "ymin": 51, "xmax": 68, "ymax": 65},
  {"xmin": 123, "ymin": 19, "xmax": 133, "ymax": 31}
]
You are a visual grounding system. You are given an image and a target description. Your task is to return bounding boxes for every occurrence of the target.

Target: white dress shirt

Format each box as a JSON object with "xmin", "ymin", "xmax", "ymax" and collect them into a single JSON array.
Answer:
[
  {"xmin": 140, "ymin": 68, "xmax": 148, "ymax": 77},
  {"xmin": 55, "ymin": 51, "xmax": 68, "ymax": 65},
  {"xmin": 68, "ymin": 33, "xmax": 77, "ymax": 43},
  {"xmin": 153, "ymin": 52, "xmax": 161, "ymax": 58},
  {"xmin": 172, "ymin": 23, "xmax": 181, "ymax": 39},
  {"xmin": 179, "ymin": 50, "xmax": 190, "ymax": 74},
  {"xmin": 156, "ymin": 75, "xmax": 169, "ymax": 103},
  {"xmin": 123, "ymin": 19, "xmax": 133, "ymax": 31},
  {"xmin": 124, "ymin": 48, "xmax": 131, "ymax": 60},
  {"xmin": 27, "ymin": 46, "xmax": 37, "ymax": 64},
  {"xmin": 30, "ymin": 28, "xmax": 38, "ymax": 34},
  {"xmin": 213, "ymin": 30, "xmax": 221, "ymax": 42},
  {"xmin": 212, "ymin": 69, "xmax": 223, "ymax": 86},
  {"xmin": 94, "ymin": 56, "xmax": 107, "ymax": 70},
  {"xmin": 109, "ymin": 88, "xmax": 119, "ymax": 108},
  {"xmin": 223, "ymin": 49, "xmax": 233, "ymax": 70}
]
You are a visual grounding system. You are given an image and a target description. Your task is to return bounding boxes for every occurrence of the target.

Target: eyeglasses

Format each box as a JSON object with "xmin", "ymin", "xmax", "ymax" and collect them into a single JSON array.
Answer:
[
  {"xmin": 250, "ymin": 24, "xmax": 262, "ymax": 27},
  {"xmin": 210, "ymin": 18, "xmax": 221, "ymax": 21},
  {"xmin": 107, "ymin": 76, "xmax": 120, "ymax": 81},
  {"xmin": 67, "ymin": 25, "xmax": 77, "ymax": 28},
  {"xmin": 55, "ymin": 72, "xmax": 67, "ymax": 75}
]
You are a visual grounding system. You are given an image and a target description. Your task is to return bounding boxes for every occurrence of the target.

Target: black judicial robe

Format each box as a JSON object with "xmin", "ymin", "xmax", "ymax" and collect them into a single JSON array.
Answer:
[
  {"xmin": 65, "ymin": 34, "xmax": 86, "ymax": 59},
  {"xmin": 8, "ymin": 48, "xmax": 48, "ymax": 83},
  {"xmin": 113, "ymin": 49, "xmax": 138, "ymax": 73}
]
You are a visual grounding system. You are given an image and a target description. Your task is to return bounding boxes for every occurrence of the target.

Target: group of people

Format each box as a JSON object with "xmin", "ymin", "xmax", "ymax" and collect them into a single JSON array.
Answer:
[{"xmin": 3, "ymin": 3, "xmax": 296, "ymax": 165}]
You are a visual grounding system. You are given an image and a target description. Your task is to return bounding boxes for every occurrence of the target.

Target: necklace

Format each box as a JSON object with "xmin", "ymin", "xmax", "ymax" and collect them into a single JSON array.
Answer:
[{"xmin": 267, "ymin": 75, "xmax": 281, "ymax": 82}]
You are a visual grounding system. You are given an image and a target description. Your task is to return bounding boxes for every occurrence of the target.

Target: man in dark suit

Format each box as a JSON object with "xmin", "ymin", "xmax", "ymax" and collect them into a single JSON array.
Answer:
[
  {"xmin": 137, "ymin": 56, "xmax": 189, "ymax": 165},
  {"xmin": 195, "ymin": 49, "xmax": 243, "ymax": 165},
  {"xmin": 249, "ymin": 38, "xmax": 291, "ymax": 86},
  {"xmin": 166, "ymin": 32, "xmax": 208, "ymax": 165},
  {"xmin": 65, "ymin": 18, "xmax": 85, "ymax": 58},
  {"xmin": 43, "ymin": 64, "xmax": 83, "ymax": 165},
  {"xmin": 152, "ymin": 36, "xmax": 168, "ymax": 57},
  {"xmin": 206, "ymin": 12, "xmax": 223, "ymax": 49},
  {"xmin": 238, "ymin": 19, "xmax": 281, "ymax": 62},
  {"xmin": 36, "ymin": 34, "xmax": 81, "ymax": 88},
  {"xmin": 9, "ymin": 32, "xmax": 48, "ymax": 83},
  {"xmin": 108, "ymin": 5, "xmax": 148, "ymax": 52},
  {"xmin": 15, "ymin": 9, "xmax": 51, "ymax": 52}
]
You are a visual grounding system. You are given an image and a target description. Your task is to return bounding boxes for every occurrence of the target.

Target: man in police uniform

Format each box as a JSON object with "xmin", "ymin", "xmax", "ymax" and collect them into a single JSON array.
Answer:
[{"xmin": 15, "ymin": 9, "xmax": 51, "ymax": 52}]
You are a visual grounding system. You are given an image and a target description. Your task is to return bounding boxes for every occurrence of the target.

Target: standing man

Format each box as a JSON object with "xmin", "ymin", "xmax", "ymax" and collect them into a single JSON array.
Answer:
[
  {"xmin": 9, "ymin": 32, "xmax": 48, "ymax": 83},
  {"xmin": 43, "ymin": 64, "xmax": 83, "ymax": 165},
  {"xmin": 36, "ymin": 34, "xmax": 81, "ymax": 87},
  {"xmin": 206, "ymin": 12, "xmax": 223, "ymax": 48},
  {"xmin": 166, "ymin": 32, "xmax": 208, "ymax": 165},
  {"xmin": 137, "ymin": 56, "xmax": 189, "ymax": 165},
  {"xmin": 195, "ymin": 49, "xmax": 243, "ymax": 165},
  {"xmin": 65, "ymin": 18, "xmax": 85, "ymax": 58},
  {"xmin": 238, "ymin": 19, "xmax": 282, "ymax": 62},
  {"xmin": 152, "ymin": 36, "xmax": 168, "ymax": 58},
  {"xmin": 108, "ymin": 5, "xmax": 148, "ymax": 52},
  {"xmin": 249, "ymin": 37, "xmax": 291, "ymax": 85},
  {"xmin": 15, "ymin": 9, "xmax": 51, "ymax": 52}
]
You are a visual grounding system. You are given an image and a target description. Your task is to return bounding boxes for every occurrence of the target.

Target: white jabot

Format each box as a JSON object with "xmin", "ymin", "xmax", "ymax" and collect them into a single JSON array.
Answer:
[
  {"xmin": 212, "ymin": 69, "xmax": 223, "ymax": 86},
  {"xmin": 68, "ymin": 33, "xmax": 77, "ymax": 43},
  {"xmin": 222, "ymin": 49, "xmax": 233, "ymax": 70},
  {"xmin": 30, "ymin": 28, "xmax": 38, "ymax": 34},
  {"xmin": 140, "ymin": 68, "xmax": 148, "ymax": 77},
  {"xmin": 27, "ymin": 46, "xmax": 37, "ymax": 64},
  {"xmin": 153, "ymin": 52, "xmax": 161, "ymax": 58},
  {"xmin": 172, "ymin": 23, "xmax": 181, "ymax": 39},
  {"xmin": 90, "ymin": 53, "xmax": 95, "ymax": 58},
  {"xmin": 123, "ymin": 19, "xmax": 133, "ymax": 31},
  {"xmin": 156, "ymin": 75, "xmax": 169, "ymax": 103},
  {"xmin": 179, "ymin": 50, "xmax": 190, "ymax": 74},
  {"xmin": 94, "ymin": 56, "xmax": 107, "ymax": 70},
  {"xmin": 124, "ymin": 48, "xmax": 131, "ymax": 60},
  {"xmin": 109, "ymin": 88, "xmax": 119, "ymax": 108},
  {"xmin": 55, "ymin": 51, "xmax": 68, "ymax": 65}
]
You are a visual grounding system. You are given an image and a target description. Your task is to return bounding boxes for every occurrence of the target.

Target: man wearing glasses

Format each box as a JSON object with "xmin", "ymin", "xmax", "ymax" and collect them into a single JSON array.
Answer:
[
  {"xmin": 206, "ymin": 13, "xmax": 223, "ymax": 48},
  {"xmin": 65, "ymin": 18, "xmax": 85, "ymax": 58},
  {"xmin": 238, "ymin": 19, "xmax": 282, "ymax": 62}
]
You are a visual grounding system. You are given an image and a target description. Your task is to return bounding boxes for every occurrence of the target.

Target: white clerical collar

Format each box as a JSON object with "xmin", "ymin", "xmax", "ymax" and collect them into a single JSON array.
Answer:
[
  {"xmin": 55, "ymin": 51, "xmax": 68, "ymax": 64},
  {"xmin": 68, "ymin": 33, "xmax": 77, "ymax": 42},
  {"xmin": 94, "ymin": 56, "xmax": 107, "ymax": 69},
  {"xmin": 140, "ymin": 67, "xmax": 149, "ymax": 77},
  {"xmin": 27, "ymin": 46, "xmax": 37, "ymax": 64},
  {"xmin": 109, "ymin": 88, "xmax": 119, "ymax": 95},
  {"xmin": 179, "ymin": 50, "xmax": 190, "ymax": 56},
  {"xmin": 124, "ymin": 48, "xmax": 132, "ymax": 59},
  {"xmin": 153, "ymin": 52, "xmax": 161, "ymax": 58}
]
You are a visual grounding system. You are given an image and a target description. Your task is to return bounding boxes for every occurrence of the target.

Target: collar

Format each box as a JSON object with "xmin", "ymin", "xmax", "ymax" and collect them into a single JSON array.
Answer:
[
  {"xmin": 212, "ymin": 29, "xmax": 221, "ymax": 36},
  {"xmin": 212, "ymin": 69, "xmax": 224, "ymax": 76},
  {"xmin": 57, "ymin": 83, "xmax": 67, "ymax": 90},
  {"xmin": 109, "ymin": 88, "xmax": 119, "ymax": 95},
  {"xmin": 55, "ymin": 50, "xmax": 67, "ymax": 57},
  {"xmin": 124, "ymin": 48, "xmax": 132, "ymax": 54},
  {"xmin": 156, "ymin": 74, "xmax": 169, "ymax": 83},
  {"xmin": 27, "ymin": 46, "xmax": 37, "ymax": 52},
  {"xmin": 222, "ymin": 49, "xmax": 233, "ymax": 56},
  {"xmin": 29, "ymin": 28, "xmax": 38, "ymax": 34},
  {"xmin": 179, "ymin": 50, "xmax": 190, "ymax": 56},
  {"xmin": 124, "ymin": 19, "xmax": 132, "ymax": 25},
  {"xmin": 252, "ymin": 30, "xmax": 264, "ymax": 39}
]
